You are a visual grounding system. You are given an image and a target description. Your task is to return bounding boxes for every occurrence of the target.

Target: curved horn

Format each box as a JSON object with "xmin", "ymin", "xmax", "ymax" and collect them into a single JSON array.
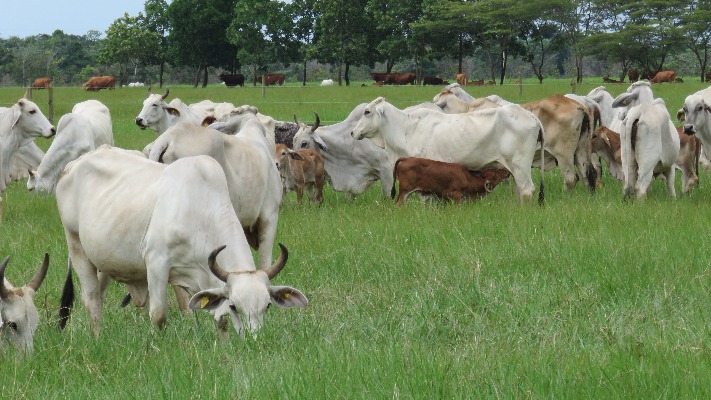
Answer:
[
  {"xmin": 262, "ymin": 243, "xmax": 288, "ymax": 279},
  {"xmin": 312, "ymin": 112, "xmax": 320, "ymax": 132},
  {"xmin": 208, "ymin": 245, "xmax": 229, "ymax": 282},
  {"xmin": 294, "ymin": 113, "xmax": 301, "ymax": 126},
  {"xmin": 0, "ymin": 256, "xmax": 10, "ymax": 299},
  {"xmin": 162, "ymin": 87, "xmax": 170, "ymax": 100},
  {"xmin": 27, "ymin": 253, "xmax": 49, "ymax": 292}
]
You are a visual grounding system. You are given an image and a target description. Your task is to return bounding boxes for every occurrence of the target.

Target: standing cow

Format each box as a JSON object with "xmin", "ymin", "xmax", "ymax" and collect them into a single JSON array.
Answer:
[
  {"xmin": 82, "ymin": 76, "xmax": 115, "ymax": 91},
  {"xmin": 274, "ymin": 143, "xmax": 325, "ymax": 205},
  {"xmin": 31, "ymin": 77, "xmax": 51, "ymax": 89}
]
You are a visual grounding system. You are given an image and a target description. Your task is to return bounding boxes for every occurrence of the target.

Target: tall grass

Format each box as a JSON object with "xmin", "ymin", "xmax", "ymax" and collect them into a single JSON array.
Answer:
[{"xmin": 1, "ymin": 80, "xmax": 710, "ymax": 398}]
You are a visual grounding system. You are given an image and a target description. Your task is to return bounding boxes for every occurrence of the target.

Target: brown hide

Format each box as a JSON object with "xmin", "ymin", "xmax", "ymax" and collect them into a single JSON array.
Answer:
[
  {"xmin": 32, "ymin": 77, "xmax": 51, "ymax": 89},
  {"xmin": 275, "ymin": 144, "xmax": 325, "ymax": 205},
  {"xmin": 650, "ymin": 70, "xmax": 676, "ymax": 83},
  {"xmin": 82, "ymin": 76, "xmax": 115, "ymax": 91}
]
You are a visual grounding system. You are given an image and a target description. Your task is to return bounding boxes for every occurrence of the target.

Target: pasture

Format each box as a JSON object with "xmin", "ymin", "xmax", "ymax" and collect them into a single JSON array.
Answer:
[{"xmin": 1, "ymin": 80, "xmax": 710, "ymax": 398}]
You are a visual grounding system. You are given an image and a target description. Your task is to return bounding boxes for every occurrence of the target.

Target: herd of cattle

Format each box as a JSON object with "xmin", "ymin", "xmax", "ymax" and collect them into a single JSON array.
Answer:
[{"xmin": 2, "ymin": 78, "xmax": 711, "ymax": 354}]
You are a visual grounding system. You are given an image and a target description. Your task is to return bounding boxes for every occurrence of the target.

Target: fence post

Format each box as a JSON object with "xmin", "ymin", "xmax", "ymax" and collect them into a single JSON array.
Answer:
[
  {"xmin": 570, "ymin": 79, "xmax": 576, "ymax": 94},
  {"xmin": 262, "ymin": 74, "xmax": 266, "ymax": 98},
  {"xmin": 24, "ymin": 86, "xmax": 32, "ymax": 100},
  {"xmin": 518, "ymin": 75, "xmax": 523, "ymax": 97}
]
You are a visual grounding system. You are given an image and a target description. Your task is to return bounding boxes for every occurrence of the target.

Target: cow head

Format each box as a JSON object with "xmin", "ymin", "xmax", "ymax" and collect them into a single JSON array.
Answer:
[
  {"xmin": 0, "ymin": 253, "xmax": 49, "ymax": 355},
  {"xmin": 351, "ymin": 97, "xmax": 387, "ymax": 147},
  {"xmin": 188, "ymin": 245, "xmax": 308, "ymax": 339},
  {"xmin": 9, "ymin": 99, "xmax": 56, "ymax": 140},
  {"xmin": 680, "ymin": 93, "xmax": 711, "ymax": 135},
  {"xmin": 292, "ymin": 112, "xmax": 328, "ymax": 153},
  {"xmin": 612, "ymin": 81, "xmax": 654, "ymax": 109},
  {"xmin": 135, "ymin": 87, "xmax": 176, "ymax": 131}
]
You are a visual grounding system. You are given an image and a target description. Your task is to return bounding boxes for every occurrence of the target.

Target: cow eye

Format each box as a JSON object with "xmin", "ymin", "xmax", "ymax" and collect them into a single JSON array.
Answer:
[
  {"xmin": 300, "ymin": 141, "xmax": 308, "ymax": 149},
  {"xmin": 229, "ymin": 305, "xmax": 237, "ymax": 312},
  {"xmin": 29, "ymin": 110, "xmax": 36, "ymax": 115},
  {"xmin": 7, "ymin": 322, "xmax": 18, "ymax": 331},
  {"xmin": 364, "ymin": 110, "xmax": 370, "ymax": 115}
]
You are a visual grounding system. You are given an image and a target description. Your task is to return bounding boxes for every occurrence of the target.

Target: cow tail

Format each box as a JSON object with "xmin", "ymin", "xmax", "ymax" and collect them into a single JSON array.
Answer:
[
  {"xmin": 120, "ymin": 293, "xmax": 132, "ymax": 308},
  {"xmin": 622, "ymin": 113, "xmax": 639, "ymax": 201},
  {"xmin": 391, "ymin": 158, "xmax": 403, "ymax": 199},
  {"xmin": 538, "ymin": 126, "xmax": 545, "ymax": 206},
  {"xmin": 694, "ymin": 137, "xmax": 701, "ymax": 180},
  {"xmin": 59, "ymin": 260, "xmax": 75, "ymax": 330}
]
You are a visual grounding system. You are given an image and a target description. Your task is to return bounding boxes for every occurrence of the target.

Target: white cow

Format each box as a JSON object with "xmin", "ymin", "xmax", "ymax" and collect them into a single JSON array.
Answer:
[
  {"xmin": 57, "ymin": 146, "xmax": 307, "ymax": 337},
  {"xmin": 291, "ymin": 105, "xmax": 394, "ymax": 200},
  {"xmin": 135, "ymin": 88, "xmax": 204, "ymax": 134},
  {"xmin": 587, "ymin": 86, "xmax": 625, "ymax": 130},
  {"xmin": 0, "ymin": 106, "xmax": 45, "ymax": 182},
  {"xmin": 0, "ymin": 99, "xmax": 55, "ymax": 218},
  {"xmin": 678, "ymin": 86, "xmax": 711, "ymax": 172},
  {"xmin": 439, "ymin": 83, "xmax": 514, "ymax": 105},
  {"xmin": 28, "ymin": 100, "xmax": 113, "ymax": 193},
  {"xmin": 351, "ymin": 97, "xmax": 544, "ymax": 203},
  {"xmin": 612, "ymin": 82, "xmax": 680, "ymax": 199},
  {"xmin": 320, "ymin": 79, "xmax": 334, "ymax": 86},
  {"xmin": 0, "ymin": 253, "xmax": 49, "ymax": 354},
  {"xmin": 208, "ymin": 105, "xmax": 278, "ymax": 156},
  {"xmin": 150, "ymin": 108, "xmax": 282, "ymax": 272}
]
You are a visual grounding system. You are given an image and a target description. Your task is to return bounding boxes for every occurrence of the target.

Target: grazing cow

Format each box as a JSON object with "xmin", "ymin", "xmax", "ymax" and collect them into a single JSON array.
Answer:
[
  {"xmin": 384, "ymin": 73, "xmax": 416, "ymax": 85},
  {"xmin": 292, "ymin": 107, "xmax": 393, "ymax": 200},
  {"xmin": 591, "ymin": 125, "xmax": 698, "ymax": 194},
  {"xmin": 391, "ymin": 157, "xmax": 510, "ymax": 205},
  {"xmin": 612, "ymin": 83, "xmax": 680, "ymax": 198},
  {"xmin": 455, "ymin": 73, "xmax": 467, "ymax": 86},
  {"xmin": 371, "ymin": 72, "xmax": 389, "ymax": 83},
  {"xmin": 603, "ymin": 76, "xmax": 623, "ymax": 84},
  {"xmin": 352, "ymin": 97, "xmax": 544, "ymax": 203},
  {"xmin": 320, "ymin": 79, "xmax": 334, "ymax": 86},
  {"xmin": 641, "ymin": 70, "xmax": 657, "ymax": 81},
  {"xmin": 258, "ymin": 73, "xmax": 285, "ymax": 86},
  {"xmin": 219, "ymin": 73, "xmax": 245, "ymax": 87},
  {"xmin": 57, "ymin": 146, "xmax": 307, "ymax": 337},
  {"xmin": 0, "ymin": 99, "xmax": 55, "ymax": 218},
  {"xmin": 149, "ymin": 110, "xmax": 282, "ymax": 274},
  {"xmin": 28, "ymin": 100, "xmax": 113, "ymax": 193},
  {"xmin": 31, "ymin": 77, "xmax": 51, "ymax": 89},
  {"xmin": 0, "ymin": 254, "xmax": 49, "ymax": 354},
  {"xmin": 434, "ymin": 88, "xmax": 596, "ymax": 192},
  {"xmin": 274, "ymin": 143, "xmax": 325, "ymax": 205},
  {"xmin": 135, "ymin": 87, "xmax": 204, "ymax": 134},
  {"xmin": 432, "ymin": 90, "xmax": 501, "ymax": 112},
  {"xmin": 650, "ymin": 70, "xmax": 676, "ymax": 84},
  {"xmin": 422, "ymin": 76, "xmax": 448, "ymax": 86},
  {"xmin": 127, "ymin": 82, "xmax": 145, "ymax": 87},
  {"xmin": 466, "ymin": 79, "xmax": 485, "ymax": 86},
  {"xmin": 439, "ymin": 83, "xmax": 514, "ymax": 105},
  {"xmin": 628, "ymin": 69, "xmax": 639, "ymax": 82},
  {"xmin": 82, "ymin": 76, "xmax": 115, "ymax": 91}
]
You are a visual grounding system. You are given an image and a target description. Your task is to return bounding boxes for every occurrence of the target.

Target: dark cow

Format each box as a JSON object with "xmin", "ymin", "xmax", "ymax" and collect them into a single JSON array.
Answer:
[
  {"xmin": 32, "ymin": 77, "xmax": 52, "ymax": 89},
  {"xmin": 603, "ymin": 76, "xmax": 623, "ymax": 84},
  {"xmin": 257, "ymin": 73, "xmax": 285, "ymax": 86},
  {"xmin": 640, "ymin": 70, "xmax": 657, "ymax": 81},
  {"xmin": 371, "ymin": 72, "xmax": 389, "ymax": 83},
  {"xmin": 82, "ymin": 76, "xmax": 116, "ymax": 91},
  {"xmin": 384, "ymin": 73, "xmax": 416, "ymax": 85},
  {"xmin": 628, "ymin": 68, "xmax": 639, "ymax": 83},
  {"xmin": 422, "ymin": 76, "xmax": 448, "ymax": 86},
  {"xmin": 391, "ymin": 157, "xmax": 510, "ymax": 205},
  {"xmin": 219, "ymin": 73, "xmax": 245, "ymax": 87},
  {"xmin": 706, "ymin": 71, "xmax": 711, "ymax": 82},
  {"xmin": 650, "ymin": 70, "xmax": 676, "ymax": 84}
]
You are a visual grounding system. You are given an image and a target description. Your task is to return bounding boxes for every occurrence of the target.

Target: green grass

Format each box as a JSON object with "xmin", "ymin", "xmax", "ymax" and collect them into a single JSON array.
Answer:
[{"xmin": 1, "ymin": 80, "xmax": 711, "ymax": 398}]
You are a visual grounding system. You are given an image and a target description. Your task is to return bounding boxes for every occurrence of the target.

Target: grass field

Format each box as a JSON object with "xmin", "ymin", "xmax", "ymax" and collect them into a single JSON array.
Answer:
[{"xmin": 1, "ymin": 79, "xmax": 710, "ymax": 398}]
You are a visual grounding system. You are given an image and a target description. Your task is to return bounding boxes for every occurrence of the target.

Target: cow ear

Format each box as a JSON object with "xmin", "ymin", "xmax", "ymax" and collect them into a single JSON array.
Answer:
[
  {"xmin": 270, "ymin": 285, "xmax": 309, "ymax": 308},
  {"xmin": 164, "ymin": 107, "xmax": 181, "ymax": 117},
  {"xmin": 676, "ymin": 108, "xmax": 685, "ymax": 122},
  {"xmin": 313, "ymin": 135, "xmax": 329, "ymax": 153},
  {"xmin": 188, "ymin": 288, "xmax": 227, "ymax": 311},
  {"xmin": 612, "ymin": 92, "xmax": 636, "ymax": 108},
  {"xmin": 11, "ymin": 107, "xmax": 21, "ymax": 129},
  {"xmin": 288, "ymin": 151, "xmax": 305, "ymax": 161}
]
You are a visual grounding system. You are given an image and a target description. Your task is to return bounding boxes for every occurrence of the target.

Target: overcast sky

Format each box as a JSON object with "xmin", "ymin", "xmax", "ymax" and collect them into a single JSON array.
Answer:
[{"xmin": 0, "ymin": 0, "xmax": 150, "ymax": 38}]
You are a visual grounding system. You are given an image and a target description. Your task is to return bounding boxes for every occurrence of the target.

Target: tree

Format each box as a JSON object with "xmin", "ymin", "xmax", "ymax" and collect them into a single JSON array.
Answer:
[
  {"xmin": 168, "ymin": 0, "xmax": 238, "ymax": 87},
  {"xmin": 678, "ymin": 0, "xmax": 711, "ymax": 81},
  {"xmin": 141, "ymin": 0, "xmax": 171, "ymax": 87},
  {"xmin": 290, "ymin": 0, "xmax": 319, "ymax": 85},
  {"xmin": 366, "ymin": 0, "xmax": 424, "ymax": 74},
  {"xmin": 474, "ymin": 0, "xmax": 528, "ymax": 84}
]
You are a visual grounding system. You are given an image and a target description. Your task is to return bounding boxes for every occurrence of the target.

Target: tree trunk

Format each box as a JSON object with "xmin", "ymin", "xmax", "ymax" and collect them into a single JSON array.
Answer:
[
  {"xmin": 575, "ymin": 54, "xmax": 583, "ymax": 84},
  {"xmin": 253, "ymin": 64, "xmax": 258, "ymax": 86},
  {"xmin": 458, "ymin": 34, "xmax": 464, "ymax": 73},
  {"xmin": 193, "ymin": 64, "xmax": 201, "ymax": 88},
  {"xmin": 337, "ymin": 61, "xmax": 342, "ymax": 86},
  {"xmin": 303, "ymin": 60, "xmax": 307, "ymax": 86},
  {"xmin": 159, "ymin": 62, "xmax": 164, "ymax": 88},
  {"xmin": 499, "ymin": 50, "xmax": 508, "ymax": 85},
  {"xmin": 345, "ymin": 62, "xmax": 351, "ymax": 86},
  {"xmin": 202, "ymin": 65, "xmax": 208, "ymax": 88}
]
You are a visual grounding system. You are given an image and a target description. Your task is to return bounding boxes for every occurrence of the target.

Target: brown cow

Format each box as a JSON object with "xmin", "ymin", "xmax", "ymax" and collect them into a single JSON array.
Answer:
[
  {"xmin": 455, "ymin": 73, "xmax": 467, "ymax": 86},
  {"xmin": 591, "ymin": 125, "xmax": 699, "ymax": 194},
  {"xmin": 32, "ymin": 77, "xmax": 52, "ymax": 89},
  {"xmin": 82, "ymin": 76, "xmax": 115, "ymax": 91},
  {"xmin": 641, "ymin": 70, "xmax": 657, "ymax": 81},
  {"xmin": 650, "ymin": 70, "xmax": 676, "ymax": 84},
  {"xmin": 274, "ymin": 143, "xmax": 325, "ymax": 205},
  {"xmin": 384, "ymin": 73, "xmax": 416, "ymax": 85},
  {"xmin": 466, "ymin": 79, "xmax": 484, "ymax": 86},
  {"xmin": 391, "ymin": 157, "xmax": 510, "ymax": 205},
  {"xmin": 628, "ymin": 68, "xmax": 639, "ymax": 82},
  {"xmin": 258, "ymin": 73, "xmax": 285, "ymax": 86},
  {"xmin": 422, "ymin": 76, "xmax": 448, "ymax": 86},
  {"xmin": 371, "ymin": 72, "xmax": 388, "ymax": 83},
  {"xmin": 603, "ymin": 76, "xmax": 623, "ymax": 84}
]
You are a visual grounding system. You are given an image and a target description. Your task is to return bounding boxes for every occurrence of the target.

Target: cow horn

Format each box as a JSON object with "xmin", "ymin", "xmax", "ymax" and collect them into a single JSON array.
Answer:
[
  {"xmin": 208, "ymin": 245, "xmax": 230, "ymax": 282},
  {"xmin": 162, "ymin": 87, "xmax": 170, "ymax": 100},
  {"xmin": 294, "ymin": 113, "xmax": 301, "ymax": 126},
  {"xmin": 262, "ymin": 243, "xmax": 288, "ymax": 279},
  {"xmin": 27, "ymin": 253, "xmax": 49, "ymax": 292},
  {"xmin": 0, "ymin": 256, "xmax": 10, "ymax": 299},
  {"xmin": 312, "ymin": 112, "xmax": 320, "ymax": 132}
]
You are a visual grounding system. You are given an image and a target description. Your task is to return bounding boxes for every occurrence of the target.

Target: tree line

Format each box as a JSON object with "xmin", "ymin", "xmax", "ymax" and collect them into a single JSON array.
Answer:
[{"xmin": 1, "ymin": 0, "xmax": 710, "ymax": 88}]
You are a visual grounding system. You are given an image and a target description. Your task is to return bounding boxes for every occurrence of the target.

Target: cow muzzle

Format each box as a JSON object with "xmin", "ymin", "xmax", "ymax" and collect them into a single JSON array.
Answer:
[
  {"xmin": 135, "ymin": 117, "xmax": 147, "ymax": 130},
  {"xmin": 683, "ymin": 124, "xmax": 696, "ymax": 135}
]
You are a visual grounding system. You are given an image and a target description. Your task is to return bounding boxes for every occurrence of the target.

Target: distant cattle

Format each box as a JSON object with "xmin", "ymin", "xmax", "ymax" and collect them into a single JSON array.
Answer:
[
  {"xmin": 32, "ymin": 77, "xmax": 51, "ymax": 89},
  {"xmin": 127, "ymin": 82, "xmax": 145, "ymax": 87},
  {"xmin": 391, "ymin": 157, "xmax": 510, "ymax": 205},
  {"xmin": 384, "ymin": 73, "xmax": 416, "ymax": 85},
  {"xmin": 640, "ymin": 70, "xmax": 657, "ymax": 81},
  {"xmin": 258, "ymin": 73, "xmax": 285, "ymax": 86},
  {"xmin": 455, "ymin": 73, "xmax": 467, "ymax": 85},
  {"xmin": 603, "ymin": 76, "xmax": 623, "ymax": 84},
  {"xmin": 706, "ymin": 71, "xmax": 711, "ymax": 82},
  {"xmin": 371, "ymin": 72, "xmax": 389, "ymax": 83},
  {"xmin": 82, "ymin": 76, "xmax": 115, "ymax": 91},
  {"xmin": 628, "ymin": 69, "xmax": 639, "ymax": 82},
  {"xmin": 219, "ymin": 73, "xmax": 245, "ymax": 87},
  {"xmin": 422, "ymin": 76, "xmax": 448, "ymax": 86},
  {"xmin": 320, "ymin": 79, "xmax": 334, "ymax": 86},
  {"xmin": 466, "ymin": 79, "xmax": 484, "ymax": 86},
  {"xmin": 650, "ymin": 70, "xmax": 676, "ymax": 83}
]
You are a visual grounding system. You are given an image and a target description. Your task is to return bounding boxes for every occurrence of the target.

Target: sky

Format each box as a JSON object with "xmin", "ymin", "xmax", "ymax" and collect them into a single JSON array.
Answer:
[{"xmin": 0, "ymin": 0, "xmax": 150, "ymax": 39}]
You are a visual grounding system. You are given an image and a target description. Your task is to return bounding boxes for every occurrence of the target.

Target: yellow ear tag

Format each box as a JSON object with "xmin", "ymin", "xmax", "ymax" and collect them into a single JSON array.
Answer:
[
  {"xmin": 283, "ymin": 293, "xmax": 291, "ymax": 300},
  {"xmin": 200, "ymin": 296, "xmax": 210, "ymax": 308}
]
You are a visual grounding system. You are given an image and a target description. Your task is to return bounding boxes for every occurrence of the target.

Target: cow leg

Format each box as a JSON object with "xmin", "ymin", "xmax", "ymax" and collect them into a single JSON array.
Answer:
[
  {"xmin": 661, "ymin": 167, "xmax": 677, "ymax": 198},
  {"xmin": 146, "ymin": 265, "xmax": 170, "ymax": 329},
  {"xmin": 295, "ymin": 184, "xmax": 304, "ymax": 205},
  {"xmin": 66, "ymin": 231, "xmax": 104, "ymax": 336},
  {"xmin": 255, "ymin": 213, "xmax": 278, "ymax": 271},
  {"xmin": 634, "ymin": 162, "xmax": 656, "ymax": 199},
  {"xmin": 508, "ymin": 165, "xmax": 535, "ymax": 203},
  {"xmin": 173, "ymin": 285, "xmax": 192, "ymax": 315}
]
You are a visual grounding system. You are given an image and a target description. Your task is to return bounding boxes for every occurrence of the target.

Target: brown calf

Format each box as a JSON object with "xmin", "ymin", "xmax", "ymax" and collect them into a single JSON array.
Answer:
[
  {"xmin": 82, "ymin": 76, "xmax": 115, "ymax": 91},
  {"xmin": 274, "ymin": 144, "xmax": 325, "ymax": 205},
  {"xmin": 32, "ymin": 77, "xmax": 52, "ymax": 89},
  {"xmin": 391, "ymin": 157, "xmax": 510, "ymax": 205},
  {"xmin": 650, "ymin": 70, "xmax": 676, "ymax": 83},
  {"xmin": 455, "ymin": 73, "xmax": 467, "ymax": 86}
]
